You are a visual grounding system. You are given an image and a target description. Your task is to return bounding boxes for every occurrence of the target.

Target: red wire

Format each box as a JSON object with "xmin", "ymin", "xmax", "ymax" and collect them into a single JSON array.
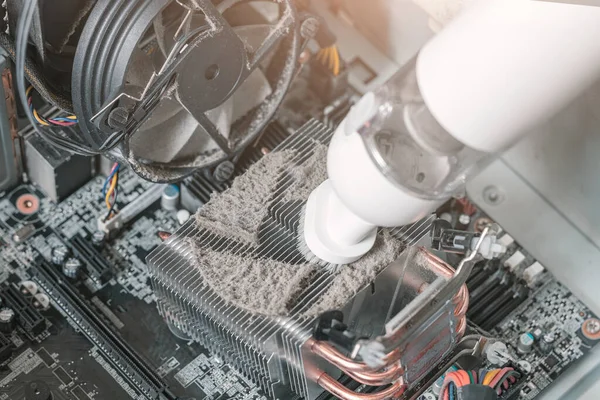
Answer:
[
  {"xmin": 490, "ymin": 367, "xmax": 513, "ymax": 388},
  {"xmin": 457, "ymin": 370, "xmax": 469, "ymax": 386},
  {"xmin": 47, "ymin": 120, "xmax": 73, "ymax": 127}
]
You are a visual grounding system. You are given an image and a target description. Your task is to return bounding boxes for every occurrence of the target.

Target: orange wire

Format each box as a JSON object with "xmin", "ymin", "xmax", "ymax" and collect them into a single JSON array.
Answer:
[
  {"xmin": 327, "ymin": 47, "xmax": 335, "ymax": 70},
  {"xmin": 483, "ymin": 369, "xmax": 500, "ymax": 386},
  {"xmin": 332, "ymin": 46, "xmax": 341, "ymax": 76},
  {"xmin": 104, "ymin": 174, "xmax": 118, "ymax": 210}
]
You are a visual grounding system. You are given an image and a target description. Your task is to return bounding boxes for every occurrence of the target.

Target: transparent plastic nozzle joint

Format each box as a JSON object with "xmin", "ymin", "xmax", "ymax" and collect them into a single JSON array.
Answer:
[
  {"xmin": 302, "ymin": 55, "xmax": 498, "ymax": 266},
  {"xmin": 347, "ymin": 56, "xmax": 494, "ymax": 204}
]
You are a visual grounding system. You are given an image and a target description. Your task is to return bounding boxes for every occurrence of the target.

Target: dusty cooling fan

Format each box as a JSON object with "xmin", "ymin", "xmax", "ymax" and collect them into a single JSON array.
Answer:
[{"xmin": 71, "ymin": 0, "xmax": 303, "ymax": 182}]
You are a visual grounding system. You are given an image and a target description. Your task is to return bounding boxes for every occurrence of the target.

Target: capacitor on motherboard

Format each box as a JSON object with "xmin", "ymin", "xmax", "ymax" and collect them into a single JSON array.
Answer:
[
  {"xmin": 51, "ymin": 245, "xmax": 70, "ymax": 266},
  {"xmin": 517, "ymin": 332, "xmax": 535, "ymax": 354},
  {"xmin": 0, "ymin": 308, "xmax": 16, "ymax": 334},
  {"xmin": 432, "ymin": 376, "xmax": 444, "ymax": 395},
  {"xmin": 63, "ymin": 258, "xmax": 82, "ymax": 279},
  {"xmin": 540, "ymin": 332, "xmax": 557, "ymax": 353},
  {"xmin": 177, "ymin": 209, "xmax": 191, "ymax": 225},
  {"xmin": 161, "ymin": 184, "xmax": 180, "ymax": 211},
  {"xmin": 92, "ymin": 230, "xmax": 106, "ymax": 247}
]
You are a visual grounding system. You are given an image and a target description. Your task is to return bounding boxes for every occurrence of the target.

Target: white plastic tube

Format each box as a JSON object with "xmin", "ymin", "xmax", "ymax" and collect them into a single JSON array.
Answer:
[
  {"xmin": 304, "ymin": 0, "xmax": 600, "ymax": 265},
  {"xmin": 417, "ymin": 0, "xmax": 600, "ymax": 153}
]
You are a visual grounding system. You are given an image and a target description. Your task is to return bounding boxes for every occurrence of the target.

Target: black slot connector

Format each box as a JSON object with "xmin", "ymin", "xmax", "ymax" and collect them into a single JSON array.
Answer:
[
  {"xmin": 70, "ymin": 234, "xmax": 112, "ymax": 284},
  {"xmin": 0, "ymin": 284, "xmax": 46, "ymax": 336}
]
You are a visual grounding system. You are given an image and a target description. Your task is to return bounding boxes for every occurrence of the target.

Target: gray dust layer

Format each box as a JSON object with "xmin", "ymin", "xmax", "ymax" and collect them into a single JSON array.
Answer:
[
  {"xmin": 195, "ymin": 149, "xmax": 296, "ymax": 244},
  {"xmin": 282, "ymin": 142, "xmax": 328, "ymax": 203},
  {"xmin": 192, "ymin": 145, "xmax": 404, "ymax": 317},
  {"xmin": 190, "ymin": 241, "xmax": 317, "ymax": 316},
  {"xmin": 304, "ymin": 230, "xmax": 404, "ymax": 318}
]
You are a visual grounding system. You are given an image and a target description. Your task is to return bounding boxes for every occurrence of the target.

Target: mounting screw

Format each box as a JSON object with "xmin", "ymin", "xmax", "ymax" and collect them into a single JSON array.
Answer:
[
  {"xmin": 300, "ymin": 17, "xmax": 320, "ymax": 40},
  {"xmin": 483, "ymin": 185, "xmax": 505, "ymax": 205},
  {"xmin": 213, "ymin": 161, "xmax": 235, "ymax": 183},
  {"xmin": 107, "ymin": 107, "xmax": 130, "ymax": 130}
]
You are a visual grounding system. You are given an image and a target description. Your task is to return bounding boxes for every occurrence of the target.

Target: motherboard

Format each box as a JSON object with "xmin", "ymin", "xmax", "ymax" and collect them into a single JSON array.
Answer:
[
  {"xmin": 416, "ymin": 207, "xmax": 600, "ymax": 400},
  {"xmin": 0, "ymin": 151, "xmax": 597, "ymax": 400},
  {"xmin": 0, "ymin": 91, "xmax": 597, "ymax": 400},
  {"xmin": 0, "ymin": 170, "xmax": 273, "ymax": 400}
]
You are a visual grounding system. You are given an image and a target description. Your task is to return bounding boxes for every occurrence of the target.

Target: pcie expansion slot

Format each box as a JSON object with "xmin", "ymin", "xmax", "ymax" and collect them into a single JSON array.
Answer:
[{"xmin": 30, "ymin": 259, "xmax": 176, "ymax": 400}]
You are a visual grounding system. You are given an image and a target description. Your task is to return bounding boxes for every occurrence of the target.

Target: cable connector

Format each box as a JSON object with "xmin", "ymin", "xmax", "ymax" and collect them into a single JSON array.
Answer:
[
  {"xmin": 431, "ymin": 219, "xmax": 506, "ymax": 260},
  {"xmin": 313, "ymin": 310, "xmax": 363, "ymax": 352}
]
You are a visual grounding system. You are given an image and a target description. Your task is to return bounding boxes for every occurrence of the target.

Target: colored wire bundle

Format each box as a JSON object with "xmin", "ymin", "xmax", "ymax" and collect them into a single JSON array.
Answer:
[
  {"xmin": 26, "ymin": 86, "xmax": 78, "ymax": 127},
  {"xmin": 102, "ymin": 163, "xmax": 120, "ymax": 221},
  {"xmin": 439, "ymin": 368, "xmax": 521, "ymax": 400},
  {"xmin": 316, "ymin": 46, "xmax": 341, "ymax": 76},
  {"xmin": 15, "ymin": 1, "xmax": 125, "ymax": 157}
]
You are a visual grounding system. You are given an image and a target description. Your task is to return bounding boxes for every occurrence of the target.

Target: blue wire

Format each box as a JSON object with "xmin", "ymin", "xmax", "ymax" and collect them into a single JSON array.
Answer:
[
  {"xmin": 102, "ymin": 164, "xmax": 120, "ymax": 195},
  {"xmin": 479, "ymin": 370, "xmax": 487, "ymax": 384},
  {"xmin": 449, "ymin": 383, "xmax": 455, "ymax": 400},
  {"xmin": 52, "ymin": 117, "xmax": 78, "ymax": 122}
]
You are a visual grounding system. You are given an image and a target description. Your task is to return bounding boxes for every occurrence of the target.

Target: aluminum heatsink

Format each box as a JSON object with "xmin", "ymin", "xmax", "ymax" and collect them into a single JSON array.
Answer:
[{"xmin": 147, "ymin": 120, "xmax": 444, "ymax": 400}]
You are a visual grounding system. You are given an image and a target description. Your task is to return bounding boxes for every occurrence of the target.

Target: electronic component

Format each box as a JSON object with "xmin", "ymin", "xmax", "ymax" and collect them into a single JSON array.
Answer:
[
  {"xmin": 67, "ymin": 0, "xmax": 302, "ymax": 183},
  {"xmin": 485, "ymin": 342, "xmax": 510, "ymax": 366},
  {"xmin": 97, "ymin": 184, "xmax": 166, "ymax": 236},
  {"xmin": 69, "ymin": 234, "xmax": 111, "ymax": 284},
  {"xmin": 540, "ymin": 333, "xmax": 557, "ymax": 354},
  {"xmin": 523, "ymin": 262, "xmax": 546, "ymax": 287},
  {"xmin": 517, "ymin": 332, "xmax": 535, "ymax": 354},
  {"xmin": 91, "ymin": 230, "xmax": 106, "ymax": 247},
  {"xmin": 51, "ymin": 245, "xmax": 69, "ymax": 266},
  {"xmin": 161, "ymin": 185, "xmax": 180, "ymax": 211},
  {"xmin": 0, "ymin": 308, "xmax": 16, "ymax": 334},
  {"xmin": 504, "ymin": 250, "xmax": 526, "ymax": 271},
  {"xmin": 33, "ymin": 293, "xmax": 50, "ymax": 310},
  {"xmin": 498, "ymin": 234, "xmax": 515, "ymax": 247},
  {"xmin": 0, "ymin": 334, "xmax": 14, "ymax": 364},
  {"xmin": 498, "ymin": 367, "xmax": 527, "ymax": 400},
  {"xmin": 62, "ymin": 258, "xmax": 82, "ymax": 280},
  {"xmin": 581, "ymin": 318, "xmax": 600, "ymax": 341},
  {"xmin": 176, "ymin": 209, "xmax": 190, "ymax": 226},
  {"xmin": 20, "ymin": 281, "xmax": 38, "ymax": 295},
  {"xmin": 518, "ymin": 361, "xmax": 532, "ymax": 374},
  {"xmin": 541, "ymin": 354, "xmax": 560, "ymax": 372},
  {"xmin": 0, "ymin": 332, "xmax": 12, "ymax": 364},
  {"xmin": 15, "ymin": 193, "xmax": 40, "ymax": 215},
  {"xmin": 12, "ymin": 224, "xmax": 36, "ymax": 243},
  {"xmin": 24, "ymin": 134, "xmax": 92, "ymax": 202},
  {"xmin": 467, "ymin": 266, "xmax": 530, "ymax": 331},
  {"xmin": 532, "ymin": 328, "xmax": 544, "ymax": 340},
  {"xmin": 0, "ymin": 284, "xmax": 46, "ymax": 336}
]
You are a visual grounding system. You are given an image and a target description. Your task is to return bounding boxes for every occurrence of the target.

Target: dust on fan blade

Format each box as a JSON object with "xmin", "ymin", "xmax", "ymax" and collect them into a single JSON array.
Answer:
[{"xmin": 125, "ymin": 24, "xmax": 277, "ymax": 165}]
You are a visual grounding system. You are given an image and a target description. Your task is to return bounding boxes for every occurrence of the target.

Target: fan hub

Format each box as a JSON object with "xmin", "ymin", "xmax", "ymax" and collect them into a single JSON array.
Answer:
[{"xmin": 176, "ymin": 20, "xmax": 246, "ymax": 114}]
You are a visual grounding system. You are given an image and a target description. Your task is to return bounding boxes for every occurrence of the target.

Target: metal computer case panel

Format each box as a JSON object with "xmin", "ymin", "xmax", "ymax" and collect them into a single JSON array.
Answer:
[{"xmin": 0, "ymin": 51, "xmax": 19, "ymax": 193}]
